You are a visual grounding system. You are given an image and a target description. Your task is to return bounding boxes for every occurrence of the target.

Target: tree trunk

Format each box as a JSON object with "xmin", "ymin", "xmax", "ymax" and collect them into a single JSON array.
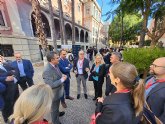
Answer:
[
  {"xmin": 30, "ymin": 0, "xmax": 48, "ymax": 65},
  {"xmin": 139, "ymin": 14, "xmax": 148, "ymax": 48},
  {"xmin": 48, "ymin": 0, "xmax": 57, "ymax": 51},
  {"xmin": 58, "ymin": 0, "xmax": 66, "ymax": 45},
  {"xmin": 72, "ymin": 0, "xmax": 75, "ymax": 45},
  {"xmin": 150, "ymin": 39, "xmax": 157, "ymax": 48}
]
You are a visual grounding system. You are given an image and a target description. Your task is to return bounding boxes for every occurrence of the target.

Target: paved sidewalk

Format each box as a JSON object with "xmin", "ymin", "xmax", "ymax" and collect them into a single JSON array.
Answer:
[{"xmin": 0, "ymin": 64, "xmax": 106, "ymax": 124}]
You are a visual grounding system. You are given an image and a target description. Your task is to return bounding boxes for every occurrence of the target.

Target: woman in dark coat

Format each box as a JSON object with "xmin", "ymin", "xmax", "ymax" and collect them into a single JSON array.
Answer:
[
  {"xmin": 90, "ymin": 54, "xmax": 105, "ymax": 100},
  {"xmin": 95, "ymin": 62, "xmax": 145, "ymax": 124}
]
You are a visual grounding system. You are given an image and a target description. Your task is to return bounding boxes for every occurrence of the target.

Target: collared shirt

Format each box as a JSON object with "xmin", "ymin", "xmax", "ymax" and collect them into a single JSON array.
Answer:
[
  {"xmin": 77, "ymin": 59, "xmax": 84, "ymax": 74},
  {"xmin": 92, "ymin": 65, "xmax": 100, "ymax": 81},
  {"xmin": 17, "ymin": 60, "xmax": 26, "ymax": 77},
  {"xmin": 0, "ymin": 64, "xmax": 7, "ymax": 72},
  {"xmin": 145, "ymin": 76, "xmax": 159, "ymax": 98}
]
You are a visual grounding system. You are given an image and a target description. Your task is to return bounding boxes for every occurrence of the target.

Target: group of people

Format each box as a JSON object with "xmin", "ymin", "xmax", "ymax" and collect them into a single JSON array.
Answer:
[
  {"xmin": 0, "ymin": 53, "xmax": 34, "ymax": 123},
  {"xmin": 0, "ymin": 47, "xmax": 165, "ymax": 124}
]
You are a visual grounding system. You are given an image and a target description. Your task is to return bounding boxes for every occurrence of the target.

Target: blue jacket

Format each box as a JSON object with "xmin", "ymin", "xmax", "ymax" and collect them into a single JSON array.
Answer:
[
  {"xmin": 0, "ymin": 82, "xmax": 6, "ymax": 110},
  {"xmin": 11, "ymin": 59, "xmax": 34, "ymax": 79},
  {"xmin": 58, "ymin": 58, "xmax": 72, "ymax": 77}
]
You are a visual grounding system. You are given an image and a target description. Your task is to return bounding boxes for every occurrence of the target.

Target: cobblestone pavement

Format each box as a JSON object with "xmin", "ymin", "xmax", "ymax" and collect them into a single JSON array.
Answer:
[{"xmin": 0, "ymin": 63, "xmax": 106, "ymax": 124}]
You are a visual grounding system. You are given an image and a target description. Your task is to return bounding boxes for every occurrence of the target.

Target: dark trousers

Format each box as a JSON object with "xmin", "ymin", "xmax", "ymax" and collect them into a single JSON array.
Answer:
[
  {"xmin": 17, "ymin": 76, "xmax": 34, "ymax": 91},
  {"xmin": 93, "ymin": 80, "xmax": 103, "ymax": 98},
  {"xmin": 2, "ymin": 83, "xmax": 19, "ymax": 122},
  {"xmin": 61, "ymin": 78, "xmax": 70, "ymax": 102},
  {"xmin": 105, "ymin": 76, "xmax": 116, "ymax": 96}
]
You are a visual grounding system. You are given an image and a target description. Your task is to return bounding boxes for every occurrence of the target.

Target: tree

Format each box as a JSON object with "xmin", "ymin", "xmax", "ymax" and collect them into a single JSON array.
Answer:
[
  {"xmin": 147, "ymin": 3, "xmax": 165, "ymax": 48},
  {"xmin": 30, "ymin": 0, "xmax": 48, "ymax": 56},
  {"xmin": 109, "ymin": 14, "xmax": 142, "ymax": 44},
  {"xmin": 107, "ymin": 0, "xmax": 165, "ymax": 47},
  {"xmin": 48, "ymin": 0, "xmax": 57, "ymax": 51},
  {"xmin": 58, "ymin": 0, "xmax": 66, "ymax": 45},
  {"xmin": 71, "ymin": 0, "xmax": 75, "ymax": 45}
]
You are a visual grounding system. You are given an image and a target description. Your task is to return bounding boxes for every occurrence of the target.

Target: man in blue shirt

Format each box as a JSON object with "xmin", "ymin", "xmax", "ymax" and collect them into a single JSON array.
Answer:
[{"xmin": 11, "ymin": 52, "xmax": 34, "ymax": 90}]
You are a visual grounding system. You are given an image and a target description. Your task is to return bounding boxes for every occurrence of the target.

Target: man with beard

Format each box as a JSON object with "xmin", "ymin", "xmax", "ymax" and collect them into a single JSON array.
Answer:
[{"xmin": 145, "ymin": 57, "xmax": 165, "ymax": 123}]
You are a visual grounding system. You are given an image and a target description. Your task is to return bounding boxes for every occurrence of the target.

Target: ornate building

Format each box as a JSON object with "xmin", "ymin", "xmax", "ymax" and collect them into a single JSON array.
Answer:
[{"xmin": 0, "ymin": 0, "xmax": 104, "ymax": 61}]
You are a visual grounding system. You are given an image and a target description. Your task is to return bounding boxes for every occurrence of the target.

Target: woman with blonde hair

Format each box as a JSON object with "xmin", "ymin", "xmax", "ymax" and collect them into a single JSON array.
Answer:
[
  {"xmin": 95, "ymin": 62, "xmax": 145, "ymax": 124},
  {"xmin": 90, "ymin": 53, "xmax": 105, "ymax": 100},
  {"xmin": 9, "ymin": 84, "xmax": 53, "ymax": 124}
]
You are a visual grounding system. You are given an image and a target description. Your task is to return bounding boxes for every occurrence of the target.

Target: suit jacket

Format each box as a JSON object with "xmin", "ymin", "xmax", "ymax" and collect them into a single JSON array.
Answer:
[
  {"xmin": 90, "ymin": 64, "xmax": 105, "ymax": 82},
  {"xmin": 58, "ymin": 58, "xmax": 72, "ymax": 77},
  {"xmin": 42, "ymin": 63, "xmax": 63, "ymax": 101},
  {"xmin": 146, "ymin": 83, "xmax": 165, "ymax": 123},
  {"xmin": 73, "ymin": 58, "xmax": 89, "ymax": 79},
  {"xmin": 0, "ymin": 63, "xmax": 19, "ymax": 83},
  {"xmin": 0, "ymin": 63, "xmax": 19, "ymax": 103},
  {"xmin": 0, "ymin": 82, "xmax": 6, "ymax": 110},
  {"xmin": 11, "ymin": 59, "xmax": 34, "ymax": 79},
  {"xmin": 96, "ymin": 93, "xmax": 140, "ymax": 124}
]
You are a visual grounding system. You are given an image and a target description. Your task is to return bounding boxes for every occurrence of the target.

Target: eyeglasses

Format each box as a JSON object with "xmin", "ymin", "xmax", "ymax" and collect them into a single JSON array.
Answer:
[{"xmin": 151, "ymin": 63, "xmax": 165, "ymax": 68}]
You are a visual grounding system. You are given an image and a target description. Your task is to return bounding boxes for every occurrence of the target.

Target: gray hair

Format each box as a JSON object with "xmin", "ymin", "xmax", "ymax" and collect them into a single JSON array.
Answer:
[
  {"xmin": 46, "ymin": 51, "xmax": 57, "ymax": 62},
  {"xmin": 112, "ymin": 52, "xmax": 122, "ymax": 61}
]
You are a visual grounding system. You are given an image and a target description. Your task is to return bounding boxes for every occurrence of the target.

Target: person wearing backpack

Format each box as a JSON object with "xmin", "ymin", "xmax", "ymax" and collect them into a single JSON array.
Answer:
[{"xmin": 145, "ymin": 57, "xmax": 165, "ymax": 123}]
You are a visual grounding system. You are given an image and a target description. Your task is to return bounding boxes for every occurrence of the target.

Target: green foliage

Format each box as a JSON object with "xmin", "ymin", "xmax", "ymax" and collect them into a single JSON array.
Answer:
[
  {"xmin": 123, "ymin": 48, "xmax": 165, "ymax": 74},
  {"xmin": 109, "ymin": 14, "xmax": 142, "ymax": 42},
  {"xmin": 144, "ymin": 40, "xmax": 151, "ymax": 46}
]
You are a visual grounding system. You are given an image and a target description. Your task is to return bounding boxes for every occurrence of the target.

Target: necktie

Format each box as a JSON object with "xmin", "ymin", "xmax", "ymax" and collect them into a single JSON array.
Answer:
[{"xmin": 54, "ymin": 65, "xmax": 62, "ymax": 77}]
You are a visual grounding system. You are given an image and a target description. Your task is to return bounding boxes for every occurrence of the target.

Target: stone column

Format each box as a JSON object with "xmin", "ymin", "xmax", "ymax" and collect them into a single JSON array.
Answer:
[{"xmin": 5, "ymin": 0, "xmax": 25, "ymax": 35}]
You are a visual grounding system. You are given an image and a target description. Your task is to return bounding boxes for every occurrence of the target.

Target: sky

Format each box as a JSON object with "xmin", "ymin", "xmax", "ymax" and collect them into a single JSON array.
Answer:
[{"xmin": 96, "ymin": 0, "xmax": 119, "ymax": 23}]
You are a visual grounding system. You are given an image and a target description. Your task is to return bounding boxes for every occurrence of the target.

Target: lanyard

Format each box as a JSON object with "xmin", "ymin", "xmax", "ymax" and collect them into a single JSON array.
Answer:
[
  {"xmin": 78, "ymin": 59, "xmax": 84, "ymax": 68},
  {"xmin": 115, "ymin": 89, "xmax": 131, "ymax": 93},
  {"xmin": 145, "ymin": 78, "xmax": 165, "ymax": 90}
]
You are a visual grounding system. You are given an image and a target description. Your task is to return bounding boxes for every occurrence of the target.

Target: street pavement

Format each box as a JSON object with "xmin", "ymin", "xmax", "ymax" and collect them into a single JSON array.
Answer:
[{"xmin": 0, "ymin": 63, "xmax": 106, "ymax": 124}]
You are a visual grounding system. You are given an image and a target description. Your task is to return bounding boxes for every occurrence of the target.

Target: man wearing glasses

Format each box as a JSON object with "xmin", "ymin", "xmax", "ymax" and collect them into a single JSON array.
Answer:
[
  {"xmin": 43, "ymin": 51, "xmax": 67, "ymax": 124},
  {"xmin": 73, "ymin": 50, "xmax": 90, "ymax": 99},
  {"xmin": 145, "ymin": 57, "xmax": 165, "ymax": 123}
]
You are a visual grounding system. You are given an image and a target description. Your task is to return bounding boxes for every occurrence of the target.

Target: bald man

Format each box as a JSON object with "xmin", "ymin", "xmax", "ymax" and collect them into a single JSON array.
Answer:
[
  {"xmin": 11, "ymin": 52, "xmax": 34, "ymax": 90},
  {"xmin": 145, "ymin": 57, "xmax": 165, "ymax": 123}
]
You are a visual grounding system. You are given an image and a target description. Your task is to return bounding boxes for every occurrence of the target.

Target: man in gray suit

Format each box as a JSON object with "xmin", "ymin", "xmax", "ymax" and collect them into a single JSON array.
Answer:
[{"xmin": 42, "ymin": 51, "xmax": 67, "ymax": 124}]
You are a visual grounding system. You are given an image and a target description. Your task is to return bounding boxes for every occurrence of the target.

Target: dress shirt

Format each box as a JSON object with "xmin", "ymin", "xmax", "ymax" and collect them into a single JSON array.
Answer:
[
  {"xmin": 0, "ymin": 64, "xmax": 7, "ymax": 72},
  {"xmin": 77, "ymin": 59, "xmax": 83, "ymax": 74},
  {"xmin": 17, "ymin": 60, "xmax": 26, "ymax": 77}
]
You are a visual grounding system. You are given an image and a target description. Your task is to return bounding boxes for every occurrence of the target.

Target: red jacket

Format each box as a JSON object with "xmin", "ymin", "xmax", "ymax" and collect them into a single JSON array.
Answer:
[{"xmin": 32, "ymin": 119, "xmax": 48, "ymax": 124}]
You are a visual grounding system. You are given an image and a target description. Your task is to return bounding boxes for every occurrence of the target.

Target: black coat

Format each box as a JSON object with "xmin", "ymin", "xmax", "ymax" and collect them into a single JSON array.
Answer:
[
  {"xmin": 96, "ymin": 93, "xmax": 140, "ymax": 124},
  {"xmin": 90, "ymin": 64, "xmax": 105, "ymax": 83},
  {"xmin": 146, "ymin": 83, "xmax": 165, "ymax": 123},
  {"xmin": 73, "ymin": 58, "xmax": 89, "ymax": 79}
]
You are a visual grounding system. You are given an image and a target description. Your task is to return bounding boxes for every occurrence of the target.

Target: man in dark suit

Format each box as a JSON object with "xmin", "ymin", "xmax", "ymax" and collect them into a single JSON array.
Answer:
[
  {"xmin": 43, "ymin": 51, "xmax": 67, "ymax": 124},
  {"xmin": 105, "ymin": 52, "xmax": 122, "ymax": 96},
  {"xmin": 58, "ymin": 49, "xmax": 74, "ymax": 108},
  {"xmin": 11, "ymin": 52, "xmax": 34, "ymax": 90},
  {"xmin": 73, "ymin": 50, "xmax": 90, "ymax": 99},
  {"xmin": 145, "ymin": 57, "xmax": 165, "ymax": 123},
  {"xmin": 0, "ymin": 55, "xmax": 19, "ymax": 122}
]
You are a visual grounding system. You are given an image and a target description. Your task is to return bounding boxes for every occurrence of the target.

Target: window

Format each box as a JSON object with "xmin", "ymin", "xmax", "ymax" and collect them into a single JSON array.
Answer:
[
  {"xmin": 78, "ymin": 21, "xmax": 80, "ymax": 24},
  {"xmin": 0, "ymin": 44, "xmax": 14, "ymax": 57},
  {"xmin": 0, "ymin": 10, "xmax": 5, "ymax": 26}
]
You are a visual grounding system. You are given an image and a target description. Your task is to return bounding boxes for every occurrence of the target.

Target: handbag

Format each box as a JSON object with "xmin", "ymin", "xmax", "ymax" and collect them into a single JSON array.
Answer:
[
  {"xmin": 88, "ymin": 74, "xmax": 93, "ymax": 81},
  {"xmin": 142, "ymin": 101, "xmax": 163, "ymax": 124}
]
